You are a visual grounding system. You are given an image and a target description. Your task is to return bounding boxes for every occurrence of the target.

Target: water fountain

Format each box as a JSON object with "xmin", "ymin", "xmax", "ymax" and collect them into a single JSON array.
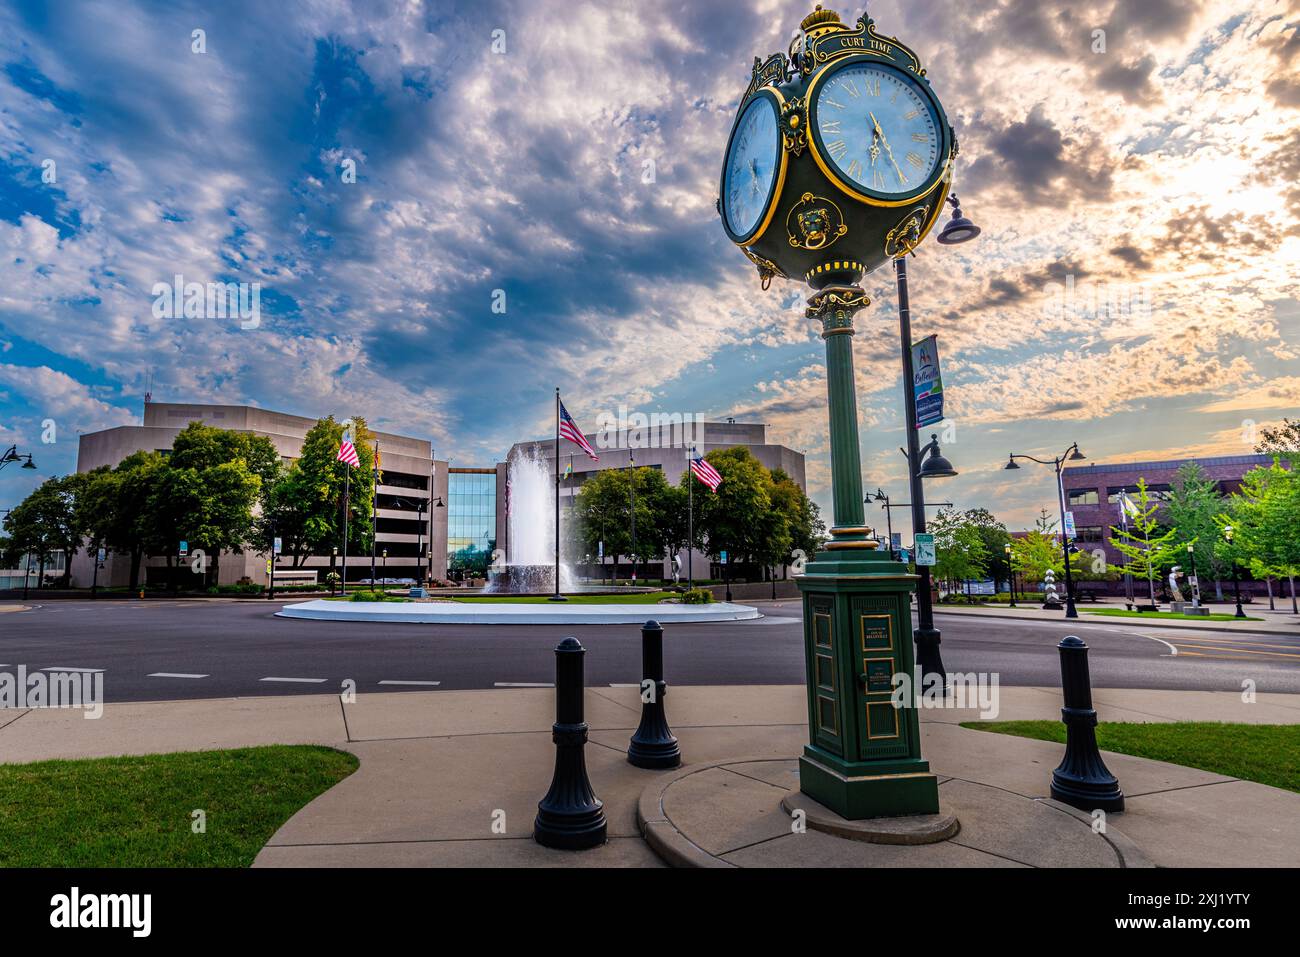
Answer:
[{"xmin": 485, "ymin": 445, "xmax": 576, "ymax": 594}]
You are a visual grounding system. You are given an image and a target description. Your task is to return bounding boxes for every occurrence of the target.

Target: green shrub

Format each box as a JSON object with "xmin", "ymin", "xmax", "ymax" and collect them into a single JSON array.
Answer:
[
  {"xmin": 348, "ymin": 589, "xmax": 405, "ymax": 602},
  {"xmin": 681, "ymin": 587, "xmax": 714, "ymax": 604},
  {"xmin": 205, "ymin": 583, "xmax": 264, "ymax": 596}
]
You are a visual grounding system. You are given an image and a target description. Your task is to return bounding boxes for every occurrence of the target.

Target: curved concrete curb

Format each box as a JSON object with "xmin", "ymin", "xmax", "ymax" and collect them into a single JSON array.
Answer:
[
  {"xmin": 1038, "ymin": 798, "xmax": 1156, "ymax": 868},
  {"xmin": 780, "ymin": 789, "xmax": 960, "ymax": 845},
  {"xmin": 638, "ymin": 756, "xmax": 1156, "ymax": 868},
  {"xmin": 276, "ymin": 598, "xmax": 761, "ymax": 625},
  {"xmin": 636, "ymin": 758, "xmax": 792, "ymax": 868}
]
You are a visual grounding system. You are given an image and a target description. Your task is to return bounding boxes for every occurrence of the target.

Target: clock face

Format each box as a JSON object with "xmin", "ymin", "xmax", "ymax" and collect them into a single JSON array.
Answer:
[
  {"xmin": 811, "ymin": 61, "xmax": 944, "ymax": 201},
  {"xmin": 721, "ymin": 93, "xmax": 782, "ymax": 242}
]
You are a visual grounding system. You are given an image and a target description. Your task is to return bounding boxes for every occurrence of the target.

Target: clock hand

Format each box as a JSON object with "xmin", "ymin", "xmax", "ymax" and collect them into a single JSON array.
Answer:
[{"xmin": 870, "ymin": 111, "xmax": 907, "ymax": 185}]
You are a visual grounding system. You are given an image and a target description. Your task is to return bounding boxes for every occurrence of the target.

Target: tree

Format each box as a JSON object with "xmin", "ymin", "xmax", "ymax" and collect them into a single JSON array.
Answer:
[
  {"xmin": 1109, "ymin": 478, "xmax": 1181, "ymax": 606},
  {"xmin": 685, "ymin": 447, "xmax": 772, "ymax": 572},
  {"xmin": 147, "ymin": 421, "xmax": 276, "ymax": 587},
  {"xmin": 771, "ymin": 468, "xmax": 824, "ymax": 575},
  {"xmin": 1165, "ymin": 462, "xmax": 1229, "ymax": 600},
  {"xmin": 81, "ymin": 451, "xmax": 168, "ymax": 590},
  {"xmin": 253, "ymin": 416, "xmax": 370, "ymax": 567},
  {"xmin": 927, "ymin": 508, "xmax": 988, "ymax": 597},
  {"xmin": 1, "ymin": 473, "xmax": 93, "ymax": 587},
  {"xmin": 964, "ymin": 507, "xmax": 1011, "ymax": 591},
  {"xmin": 572, "ymin": 468, "xmax": 634, "ymax": 580},
  {"xmin": 1256, "ymin": 418, "xmax": 1300, "ymax": 466},
  {"xmin": 1220, "ymin": 461, "xmax": 1300, "ymax": 613}
]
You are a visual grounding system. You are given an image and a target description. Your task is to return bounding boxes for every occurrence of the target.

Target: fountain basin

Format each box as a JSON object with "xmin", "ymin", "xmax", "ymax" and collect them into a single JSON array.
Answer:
[{"xmin": 277, "ymin": 599, "xmax": 761, "ymax": 625}]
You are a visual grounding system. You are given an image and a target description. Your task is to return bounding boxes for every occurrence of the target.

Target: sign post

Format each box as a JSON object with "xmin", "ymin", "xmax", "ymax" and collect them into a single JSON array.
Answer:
[{"xmin": 914, "ymin": 534, "xmax": 936, "ymax": 567}]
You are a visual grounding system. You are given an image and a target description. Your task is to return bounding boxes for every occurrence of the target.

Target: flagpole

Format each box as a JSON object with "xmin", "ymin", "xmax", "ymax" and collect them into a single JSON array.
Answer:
[
  {"xmin": 341, "ymin": 457, "xmax": 350, "ymax": 596},
  {"xmin": 687, "ymin": 445, "xmax": 694, "ymax": 590},
  {"xmin": 371, "ymin": 441, "xmax": 379, "ymax": 586},
  {"xmin": 551, "ymin": 388, "xmax": 565, "ymax": 601}
]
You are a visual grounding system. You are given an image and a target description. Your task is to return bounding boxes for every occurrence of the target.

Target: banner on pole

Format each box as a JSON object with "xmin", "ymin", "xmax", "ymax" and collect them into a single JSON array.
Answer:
[
  {"xmin": 914, "ymin": 533, "xmax": 936, "ymax": 566},
  {"xmin": 1064, "ymin": 511, "xmax": 1076, "ymax": 541},
  {"xmin": 912, "ymin": 334, "xmax": 944, "ymax": 429}
]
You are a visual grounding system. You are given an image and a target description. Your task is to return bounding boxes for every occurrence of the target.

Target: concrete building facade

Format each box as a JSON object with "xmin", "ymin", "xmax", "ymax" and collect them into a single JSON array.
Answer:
[
  {"xmin": 1060, "ymin": 452, "xmax": 1276, "ymax": 594},
  {"xmin": 499, "ymin": 419, "xmax": 805, "ymax": 579},
  {"xmin": 72, "ymin": 401, "xmax": 449, "ymax": 588}
]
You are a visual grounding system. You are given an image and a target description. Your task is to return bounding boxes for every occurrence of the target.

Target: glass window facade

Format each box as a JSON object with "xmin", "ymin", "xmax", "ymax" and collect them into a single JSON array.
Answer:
[
  {"xmin": 448, "ymin": 470, "xmax": 497, "ymax": 579},
  {"xmin": 1067, "ymin": 488, "xmax": 1099, "ymax": 506}
]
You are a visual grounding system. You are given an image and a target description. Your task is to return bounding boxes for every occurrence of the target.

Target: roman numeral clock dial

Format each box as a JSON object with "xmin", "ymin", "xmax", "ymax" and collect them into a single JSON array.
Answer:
[{"xmin": 812, "ymin": 62, "xmax": 942, "ymax": 203}]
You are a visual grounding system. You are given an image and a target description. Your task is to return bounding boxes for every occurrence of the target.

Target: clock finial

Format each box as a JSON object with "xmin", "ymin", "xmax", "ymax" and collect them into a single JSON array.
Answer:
[{"xmin": 800, "ymin": 5, "xmax": 845, "ymax": 36}]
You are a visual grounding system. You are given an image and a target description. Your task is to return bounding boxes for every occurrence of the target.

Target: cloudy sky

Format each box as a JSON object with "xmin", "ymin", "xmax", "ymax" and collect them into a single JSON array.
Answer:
[{"xmin": 1, "ymin": 0, "xmax": 1297, "ymax": 533}]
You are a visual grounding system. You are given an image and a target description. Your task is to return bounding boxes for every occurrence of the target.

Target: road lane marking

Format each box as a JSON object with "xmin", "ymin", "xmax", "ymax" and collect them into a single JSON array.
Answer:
[
  {"xmin": 1166, "ymin": 643, "xmax": 1300, "ymax": 660},
  {"xmin": 39, "ymin": 666, "xmax": 105, "ymax": 673},
  {"xmin": 147, "ymin": 673, "xmax": 209, "ymax": 679},
  {"xmin": 609, "ymin": 683, "xmax": 641, "ymax": 688},
  {"xmin": 260, "ymin": 676, "xmax": 328, "ymax": 683},
  {"xmin": 493, "ymin": 682, "xmax": 553, "ymax": 688},
  {"xmin": 377, "ymin": 680, "xmax": 442, "ymax": 686},
  {"xmin": 1125, "ymin": 633, "xmax": 1178, "ymax": 656}
]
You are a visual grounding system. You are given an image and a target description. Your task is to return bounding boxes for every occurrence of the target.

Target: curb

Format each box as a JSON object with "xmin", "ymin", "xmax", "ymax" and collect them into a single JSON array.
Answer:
[
  {"xmin": 636, "ymin": 756, "xmax": 796, "ymax": 868},
  {"xmin": 637, "ymin": 756, "xmax": 1157, "ymax": 869},
  {"xmin": 1037, "ymin": 798, "xmax": 1156, "ymax": 868},
  {"xmin": 931, "ymin": 606, "xmax": 1295, "ymax": 638}
]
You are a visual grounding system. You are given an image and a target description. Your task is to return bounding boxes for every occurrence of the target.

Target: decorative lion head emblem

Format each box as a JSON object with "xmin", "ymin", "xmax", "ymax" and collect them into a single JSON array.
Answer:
[
  {"xmin": 787, "ymin": 192, "xmax": 847, "ymax": 251},
  {"xmin": 797, "ymin": 207, "xmax": 831, "ymax": 248}
]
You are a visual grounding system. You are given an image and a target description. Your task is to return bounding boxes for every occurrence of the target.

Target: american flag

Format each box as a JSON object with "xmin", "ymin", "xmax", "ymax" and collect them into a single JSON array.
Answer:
[
  {"xmin": 337, "ymin": 438, "xmax": 360, "ymax": 467},
  {"xmin": 690, "ymin": 455, "xmax": 722, "ymax": 491},
  {"xmin": 559, "ymin": 400, "xmax": 599, "ymax": 461}
]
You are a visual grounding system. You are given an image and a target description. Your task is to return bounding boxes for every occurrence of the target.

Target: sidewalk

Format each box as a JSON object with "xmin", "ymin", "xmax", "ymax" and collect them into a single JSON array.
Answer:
[
  {"xmin": 920, "ymin": 600, "xmax": 1300, "ymax": 636},
  {"xmin": 1, "ymin": 686, "xmax": 1297, "ymax": 867}
]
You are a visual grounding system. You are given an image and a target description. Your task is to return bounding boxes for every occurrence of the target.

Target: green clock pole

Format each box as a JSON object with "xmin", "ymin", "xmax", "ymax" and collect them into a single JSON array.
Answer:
[{"xmin": 795, "ymin": 284, "xmax": 940, "ymax": 819}]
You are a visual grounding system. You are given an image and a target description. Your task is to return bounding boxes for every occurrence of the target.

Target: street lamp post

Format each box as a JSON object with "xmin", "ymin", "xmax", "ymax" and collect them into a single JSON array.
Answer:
[
  {"xmin": 898, "ymin": 247, "xmax": 964, "ymax": 687},
  {"xmin": 0, "ymin": 445, "xmax": 37, "ymax": 473},
  {"xmin": 1224, "ymin": 525, "xmax": 1246, "ymax": 618},
  {"xmin": 331, "ymin": 546, "xmax": 338, "ymax": 595},
  {"xmin": 1005, "ymin": 542, "xmax": 1016, "ymax": 607},
  {"xmin": 1004, "ymin": 443, "xmax": 1086, "ymax": 618}
]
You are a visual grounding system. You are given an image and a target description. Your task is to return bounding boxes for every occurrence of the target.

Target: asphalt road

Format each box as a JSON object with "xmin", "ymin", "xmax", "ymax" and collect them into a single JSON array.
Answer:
[{"xmin": 2, "ymin": 598, "xmax": 1298, "ymax": 703}]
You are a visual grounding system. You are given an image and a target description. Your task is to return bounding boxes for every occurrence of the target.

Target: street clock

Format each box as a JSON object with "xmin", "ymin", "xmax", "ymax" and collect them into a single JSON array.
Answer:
[{"xmin": 719, "ymin": 5, "xmax": 957, "ymax": 292}]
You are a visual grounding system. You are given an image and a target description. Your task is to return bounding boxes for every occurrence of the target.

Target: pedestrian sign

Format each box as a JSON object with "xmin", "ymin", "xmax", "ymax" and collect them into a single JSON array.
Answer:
[
  {"xmin": 179, "ymin": 540, "xmax": 188, "ymax": 556},
  {"xmin": 914, "ymin": 534, "xmax": 936, "ymax": 566}
]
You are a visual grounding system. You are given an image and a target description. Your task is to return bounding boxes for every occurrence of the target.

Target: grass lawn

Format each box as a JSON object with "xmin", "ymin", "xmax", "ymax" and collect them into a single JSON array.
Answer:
[
  {"xmin": 1084, "ymin": 608, "xmax": 1262, "ymax": 621},
  {"xmin": 960, "ymin": 721, "xmax": 1299, "ymax": 794},
  {"xmin": 0, "ymin": 745, "xmax": 358, "ymax": 867}
]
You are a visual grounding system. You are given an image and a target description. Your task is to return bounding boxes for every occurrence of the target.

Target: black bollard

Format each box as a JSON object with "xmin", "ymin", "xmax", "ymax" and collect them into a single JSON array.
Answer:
[
  {"xmin": 1050, "ymin": 636, "xmax": 1124, "ymax": 812},
  {"xmin": 628, "ymin": 620, "xmax": 681, "ymax": 769},
  {"xmin": 534, "ymin": 637, "xmax": 608, "ymax": 849}
]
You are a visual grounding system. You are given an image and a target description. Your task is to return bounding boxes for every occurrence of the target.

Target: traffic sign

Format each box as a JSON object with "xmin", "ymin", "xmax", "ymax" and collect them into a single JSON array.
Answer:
[
  {"xmin": 179, "ymin": 540, "xmax": 188, "ymax": 556},
  {"xmin": 914, "ymin": 534, "xmax": 936, "ymax": 566}
]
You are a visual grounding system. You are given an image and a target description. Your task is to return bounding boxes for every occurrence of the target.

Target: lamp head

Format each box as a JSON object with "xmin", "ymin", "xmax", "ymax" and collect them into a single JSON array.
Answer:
[
  {"xmin": 918, "ymin": 434, "xmax": 958, "ymax": 479},
  {"xmin": 1068, "ymin": 446, "xmax": 1086, "ymax": 461},
  {"xmin": 1003, "ymin": 455, "xmax": 1020, "ymax": 470},
  {"xmin": 21, "ymin": 455, "xmax": 36, "ymax": 469},
  {"xmin": 936, "ymin": 194, "xmax": 981, "ymax": 245}
]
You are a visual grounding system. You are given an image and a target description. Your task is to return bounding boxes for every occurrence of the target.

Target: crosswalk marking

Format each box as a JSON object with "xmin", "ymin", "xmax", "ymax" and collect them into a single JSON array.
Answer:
[
  {"xmin": 493, "ymin": 681, "xmax": 553, "ymax": 688},
  {"xmin": 377, "ymin": 680, "xmax": 441, "ymax": 686},
  {"xmin": 147, "ymin": 672, "xmax": 209, "ymax": 679},
  {"xmin": 259, "ymin": 676, "xmax": 328, "ymax": 684}
]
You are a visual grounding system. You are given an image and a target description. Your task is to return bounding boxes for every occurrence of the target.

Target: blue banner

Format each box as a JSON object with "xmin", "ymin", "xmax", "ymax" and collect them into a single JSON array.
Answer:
[{"xmin": 912, "ymin": 334, "xmax": 944, "ymax": 429}]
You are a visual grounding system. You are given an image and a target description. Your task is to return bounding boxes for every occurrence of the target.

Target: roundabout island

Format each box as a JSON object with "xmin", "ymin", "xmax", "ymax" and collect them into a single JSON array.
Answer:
[{"xmin": 275, "ymin": 597, "xmax": 761, "ymax": 625}]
